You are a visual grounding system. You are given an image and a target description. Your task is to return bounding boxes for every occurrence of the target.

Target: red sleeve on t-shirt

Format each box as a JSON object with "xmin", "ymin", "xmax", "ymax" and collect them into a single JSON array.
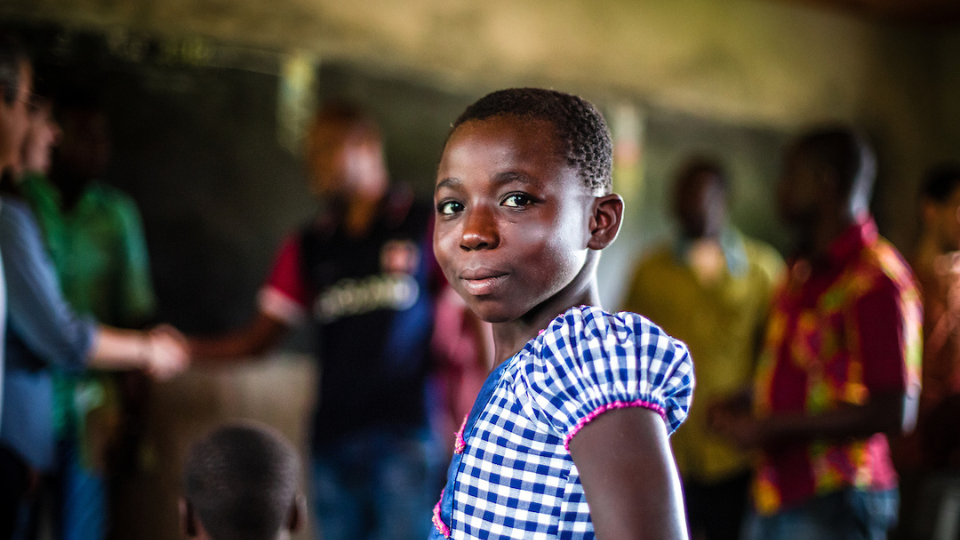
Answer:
[
  {"xmin": 854, "ymin": 278, "xmax": 908, "ymax": 394},
  {"xmin": 264, "ymin": 234, "xmax": 311, "ymax": 309}
]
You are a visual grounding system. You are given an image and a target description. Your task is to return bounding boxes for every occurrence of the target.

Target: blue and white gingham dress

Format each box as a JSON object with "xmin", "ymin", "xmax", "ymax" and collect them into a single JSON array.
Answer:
[{"xmin": 429, "ymin": 306, "xmax": 694, "ymax": 540}]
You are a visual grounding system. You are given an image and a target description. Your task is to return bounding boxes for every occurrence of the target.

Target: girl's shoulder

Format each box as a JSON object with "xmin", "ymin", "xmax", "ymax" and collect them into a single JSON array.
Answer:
[
  {"xmin": 509, "ymin": 305, "xmax": 694, "ymax": 437},
  {"xmin": 526, "ymin": 305, "xmax": 677, "ymax": 357}
]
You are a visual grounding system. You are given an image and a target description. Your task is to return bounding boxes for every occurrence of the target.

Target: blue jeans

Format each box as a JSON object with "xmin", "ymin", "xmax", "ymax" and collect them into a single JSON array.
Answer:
[
  {"xmin": 55, "ymin": 438, "xmax": 106, "ymax": 540},
  {"xmin": 311, "ymin": 427, "xmax": 442, "ymax": 540},
  {"xmin": 742, "ymin": 488, "xmax": 899, "ymax": 540}
]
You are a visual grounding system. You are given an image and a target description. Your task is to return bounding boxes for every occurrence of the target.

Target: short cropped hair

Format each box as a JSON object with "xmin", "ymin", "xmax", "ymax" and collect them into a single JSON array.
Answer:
[
  {"xmin": 791, "ymin": 125, "xmax": 876, "ymax": 204},
  {"xmin": 183, "ymin": 423, "xmax": 300, "ymax": 540},
  {"xmin": 674, "ymin": 157, "xmax": 729, "ymax": 193},
  {"xmin": 921, "ymin": 162, "xmax": 960, "ymax": 203},
  {"xmin": 0, "ymin": 33, "xmax": 27, "ymax": 105},
  {"xmin": 453, "ymin": 88, "xmax": 613, "ymax": 194}
]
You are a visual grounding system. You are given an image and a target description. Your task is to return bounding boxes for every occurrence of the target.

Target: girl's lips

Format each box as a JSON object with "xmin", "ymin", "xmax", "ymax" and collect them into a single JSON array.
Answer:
[{"xmin": 459, "ymin": 274, "xmax": 508, "ymax": 296}]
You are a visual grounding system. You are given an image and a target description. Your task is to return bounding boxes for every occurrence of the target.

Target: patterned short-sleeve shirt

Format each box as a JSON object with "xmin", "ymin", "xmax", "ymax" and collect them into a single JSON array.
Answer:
[
  {"xmin": 752, "ymin": 217, "xmax": 922, "ymax": 514},
  {"xmin": 430, "ymin": 306, "xmax": 694, "ymax": 540}
]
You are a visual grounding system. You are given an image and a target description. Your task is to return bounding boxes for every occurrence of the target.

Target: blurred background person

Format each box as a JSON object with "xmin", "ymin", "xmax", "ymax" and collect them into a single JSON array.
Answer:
[
  {"xmin": 892, "ymin": 162, "xmax": 960, "ymax": 539},
  {"xmin": 0, "ymin": 35, "xmax": 188, "ymax": 540},
  {"xmin": 179, "ymin": 422, "xmax": 304, "ymax": 540},
  {"xmin": 17, "ymin": 87, "xmax": 157, "ymax": 540},
  {"xmin": 622, "ymin": 157, "xmax": 784, "ymax": 540},
  {"xmin": 187, "ymin": 101, "xmax": 441, "ymax": 540},
  {"xmin": 906, "ymin": 162, "xmax": 960, "ymax": 467},
  {"xmin": 713, "ymin": 126, "xmax": 921, "ymax": 540}
]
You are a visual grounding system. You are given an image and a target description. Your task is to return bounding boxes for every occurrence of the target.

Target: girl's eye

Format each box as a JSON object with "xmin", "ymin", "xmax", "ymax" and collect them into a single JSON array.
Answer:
[
  {"xmin": 437, "ymin": 200, "xmax": 464, "ymax": 216},
  {"xmin": 502, "ymin": 193, "xmax": 533, "ymax": 208}
]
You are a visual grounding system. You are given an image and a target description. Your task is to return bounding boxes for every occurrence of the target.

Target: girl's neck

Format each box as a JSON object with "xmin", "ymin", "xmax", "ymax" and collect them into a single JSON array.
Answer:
[{"xmin": 490, "ymin": 261, "xmax": 602, "ymax": 367}]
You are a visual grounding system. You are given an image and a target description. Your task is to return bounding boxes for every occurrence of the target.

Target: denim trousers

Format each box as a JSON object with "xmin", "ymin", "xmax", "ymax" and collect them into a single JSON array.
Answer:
[
  {"xmin": 742, "ymin": 488, "xmax": 899, "ymax": 540},
  {"xmin": 311, "ymin": 427, "xmax": 442, "ymax": 540}
]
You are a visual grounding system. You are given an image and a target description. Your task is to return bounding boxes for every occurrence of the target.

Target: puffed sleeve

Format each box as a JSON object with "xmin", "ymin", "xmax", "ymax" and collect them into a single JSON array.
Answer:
[{"xmin": 515, "ymin": 306, "xmax": 694, "ymax": 450}]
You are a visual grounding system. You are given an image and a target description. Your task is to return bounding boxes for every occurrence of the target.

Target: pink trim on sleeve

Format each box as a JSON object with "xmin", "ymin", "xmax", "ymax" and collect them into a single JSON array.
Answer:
[
  {"xmin": 564, "ymin": 400, "xmax": 666, "ymax": 451},
  {"xmin": 454, "ymin": 415, "xmax": 468, "ymax": 455},
  {"xmin": 432, "ymin": 489, "xmax": 451, "ymax": 538}
]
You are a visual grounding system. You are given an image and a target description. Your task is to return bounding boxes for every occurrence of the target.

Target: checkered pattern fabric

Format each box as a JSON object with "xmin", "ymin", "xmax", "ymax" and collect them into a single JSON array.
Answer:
[{"xmin": 430, "ymin": 306, "xmax": 694, "ymax": 539}]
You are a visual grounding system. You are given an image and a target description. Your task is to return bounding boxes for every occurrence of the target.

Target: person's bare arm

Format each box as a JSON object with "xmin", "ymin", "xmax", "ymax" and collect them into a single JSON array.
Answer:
[
  {"xmin": 569, "ymin": 407, "xmax": 688, "ymax": 540},
  {"xmin": 714, "ymin": 389, "xmax": 916, "ymax": 450},
  {"xmin": 187, "ymin": 311, "xmax": 290, "ymax": 362},
  {"xmin": 88, "ymin": 324, "xmax": 188, "ymax": 380}
]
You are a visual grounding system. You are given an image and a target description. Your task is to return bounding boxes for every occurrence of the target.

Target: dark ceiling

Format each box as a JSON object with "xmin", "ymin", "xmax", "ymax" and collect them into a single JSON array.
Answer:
[{"xmin": 780, "ymin": 0, "xmax": 960, "ymax": 25}]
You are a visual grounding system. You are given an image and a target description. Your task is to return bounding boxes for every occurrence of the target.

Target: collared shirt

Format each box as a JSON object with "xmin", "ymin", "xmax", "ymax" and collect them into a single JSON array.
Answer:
[
  {"xmin": 429, "ymin": 306, "xmax": 694, "ymax": 540},
  {"xmin": 624, "ymin": 229, "xmax": 784, "ymax": 481},
  {"xmin": 21, "ymin": 173, "xmax": 155, "ymax": 324},
  {"xmin": 753, "ymin": 216, "xmax": 922, "ymax": 514},
  {"xmin": 0, "ymin": 197, "xmax": 95, "ymax": 470},
  {"xmin": 258, "ymin": 193, "xmax": 437, "ymax": 447},
  {"xmin": 21, "ymin": 173, "xmax": 155, "ymax": 445}
]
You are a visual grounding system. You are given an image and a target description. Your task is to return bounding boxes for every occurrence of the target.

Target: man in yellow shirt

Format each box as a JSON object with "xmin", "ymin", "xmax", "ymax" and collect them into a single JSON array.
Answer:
[{"xmin": 623, "ymin": 158, "xmax": 784, "ymax": 540}]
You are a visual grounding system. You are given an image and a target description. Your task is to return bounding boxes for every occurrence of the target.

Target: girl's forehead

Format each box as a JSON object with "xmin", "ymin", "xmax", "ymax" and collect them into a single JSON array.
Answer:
[
  {"xmin": 451, "ymin": 115, "xmax": 560, "ymax": 143},
  {"xmin": 441, "ymin": 116, "xmax": 567, "ymax": 168}
]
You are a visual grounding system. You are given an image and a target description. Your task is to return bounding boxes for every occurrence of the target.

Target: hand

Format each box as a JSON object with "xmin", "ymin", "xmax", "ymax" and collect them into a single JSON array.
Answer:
[{"xmin": 143, "ymin": 325, "xmax": 190, "ymax": 381}]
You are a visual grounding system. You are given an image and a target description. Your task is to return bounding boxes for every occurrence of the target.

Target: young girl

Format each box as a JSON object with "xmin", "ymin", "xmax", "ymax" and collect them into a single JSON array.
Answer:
[{"xmin": 429, "ymin": 88, "xmax": 694, "ymax": 540}]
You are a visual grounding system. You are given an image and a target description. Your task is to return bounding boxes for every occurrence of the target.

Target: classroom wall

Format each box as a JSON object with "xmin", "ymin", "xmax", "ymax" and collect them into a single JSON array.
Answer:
[{"xmin": 2, "ymin": 0, "xmax": 948, "ymax": 246}]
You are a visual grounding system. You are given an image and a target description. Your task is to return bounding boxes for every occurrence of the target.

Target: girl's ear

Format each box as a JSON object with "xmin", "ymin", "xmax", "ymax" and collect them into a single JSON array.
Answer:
[
  {"xmin": 179, "ymin": 498, "xmax": 198, "ymax": 538},
  {"xmin": 587, "ymin": 194, "xmax": 624, "ymax": 250},
  {"xmin": 287, "ymin": 493, "xmax": 307, "ymax": 533}
]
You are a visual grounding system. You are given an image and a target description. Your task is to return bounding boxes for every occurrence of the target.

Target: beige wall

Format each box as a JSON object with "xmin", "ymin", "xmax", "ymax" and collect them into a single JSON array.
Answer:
[
  {"xmin": 0, "ymin": 0, "xmax": 927, "ymax": 125},
  {"xmin": 3, "ymin": 0, "xmax": 950, "ymax": 246}
]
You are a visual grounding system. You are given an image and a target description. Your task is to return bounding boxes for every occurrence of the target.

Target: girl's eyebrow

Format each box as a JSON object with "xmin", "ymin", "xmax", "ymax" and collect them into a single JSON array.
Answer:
[
  {"xmin": 435, "ymin": 171, "xmax": 543, "ymax": 194},
  {"xmin": 435, "ymin": 177, "xmax": 461, "ymax": 193},
  {"xmin": 494, "ymin": 171, "xmax": 542, "ymax": 188}
]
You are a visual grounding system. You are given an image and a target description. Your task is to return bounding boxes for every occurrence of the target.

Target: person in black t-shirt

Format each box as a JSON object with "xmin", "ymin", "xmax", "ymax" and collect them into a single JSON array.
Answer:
[{"xmin": 188, "ymin": 102, "xmax": 442, "ymax": 540}]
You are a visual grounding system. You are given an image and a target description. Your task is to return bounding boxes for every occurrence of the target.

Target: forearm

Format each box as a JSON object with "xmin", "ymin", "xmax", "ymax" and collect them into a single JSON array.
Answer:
[
  {"xmin": 760, "ymin": 392, "xmax": 908, "ymax": 444},
  {"xmin": 87, "ymin": 325, "xmax": 151, "ymax": 371},
  {"xmin": 188, "ymin": 334, "xmax": 266, "ymax": 360},
  {"xmin": 187, "ymin": 311, "xmax": 288, "ymax": 362}
]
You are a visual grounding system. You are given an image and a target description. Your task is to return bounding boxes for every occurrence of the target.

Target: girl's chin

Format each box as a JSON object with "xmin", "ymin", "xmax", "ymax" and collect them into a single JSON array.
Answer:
[{"xmin": 467, "ymin": 301, "xmax": 516, "ymax": 325}]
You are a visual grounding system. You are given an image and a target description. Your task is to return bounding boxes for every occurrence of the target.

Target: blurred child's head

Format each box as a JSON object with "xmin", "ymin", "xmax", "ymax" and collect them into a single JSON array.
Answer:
[
  {"xmin": 671, "ymin": 157, "xmax": 728, "ymax": 240},
  {"xmin": 180, "ymin": 422, "xmax": 304, "ymax": 540},
  {"xmin": 305, "ymin": 100, "xmax": 387, "ymax": 202},
  {"xmin": 434, "ymin": 88, "xmax": 622, "ymax": 324},
  {"xmin": 920, "ymin": 162, "xmax": 960, "ymax": 252}
]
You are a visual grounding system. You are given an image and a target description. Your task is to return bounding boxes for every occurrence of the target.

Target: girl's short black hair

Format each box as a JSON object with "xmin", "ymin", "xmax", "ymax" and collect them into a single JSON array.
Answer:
[{"xmin": 454, "ymin": 88, "xmax": 613, "ymax": 194}]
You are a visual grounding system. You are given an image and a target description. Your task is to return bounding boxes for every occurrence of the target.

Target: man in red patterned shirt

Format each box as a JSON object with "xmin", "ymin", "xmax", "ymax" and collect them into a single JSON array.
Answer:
[{"xmin": 713, "ymin": 126, "xmax": 922, "ymax": 540}]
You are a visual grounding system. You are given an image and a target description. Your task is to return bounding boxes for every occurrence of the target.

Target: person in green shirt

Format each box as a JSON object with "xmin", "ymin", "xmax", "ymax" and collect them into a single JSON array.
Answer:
[
  {"xmin": 19, "ymin": 90, "xmax": 157, "ymax": 540},
  {"xmin": 622, "ymin": 157, "xmax": 784, "ymax": 540}
]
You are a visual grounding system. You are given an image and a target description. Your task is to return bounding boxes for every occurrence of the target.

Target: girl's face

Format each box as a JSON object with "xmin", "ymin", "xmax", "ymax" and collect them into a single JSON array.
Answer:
[{"xmin": 433, "ymin": 115, "xmax": 596, "ymax": 323}]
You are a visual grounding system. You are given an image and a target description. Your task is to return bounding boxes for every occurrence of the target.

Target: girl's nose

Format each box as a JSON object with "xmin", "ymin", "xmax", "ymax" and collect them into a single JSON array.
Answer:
[{"xmin": 460, "ymin": 205, "xmax": 499, "ymax": 251}]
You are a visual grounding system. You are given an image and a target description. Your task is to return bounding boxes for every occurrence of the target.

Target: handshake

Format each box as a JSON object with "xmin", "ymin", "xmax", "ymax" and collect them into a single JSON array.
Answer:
[
  {"xmin": 94, "ymin": 323, "xmax": 193, "ymax": 382},
  {"xmin": 139, "ymin": 324, "xmax": 191, "ymax": 381}
]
